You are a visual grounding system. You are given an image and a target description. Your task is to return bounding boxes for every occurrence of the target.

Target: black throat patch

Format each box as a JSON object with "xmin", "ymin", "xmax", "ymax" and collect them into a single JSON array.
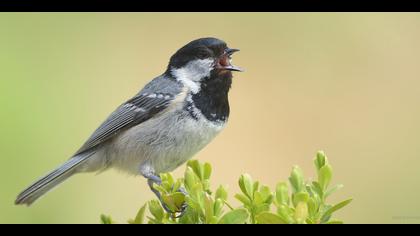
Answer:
[{"xmin": 190, "ymin": 71, "xmax": 232, "ymax": 122}]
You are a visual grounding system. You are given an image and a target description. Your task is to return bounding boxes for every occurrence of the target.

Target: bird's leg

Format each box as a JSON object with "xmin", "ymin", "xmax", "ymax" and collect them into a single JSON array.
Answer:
[
  {"xmin": 146, "ymin": 176, "xmax": 172, "ymax": 213},
  {"xmin": 144, "ymin": 173, "xmax": 188, "ymax": 218}
]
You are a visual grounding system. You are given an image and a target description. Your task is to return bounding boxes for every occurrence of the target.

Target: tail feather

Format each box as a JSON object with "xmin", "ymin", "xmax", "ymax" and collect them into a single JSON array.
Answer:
[{"xmin": 15, "ymin": 152, "xmax": 95, "ymax": 206}]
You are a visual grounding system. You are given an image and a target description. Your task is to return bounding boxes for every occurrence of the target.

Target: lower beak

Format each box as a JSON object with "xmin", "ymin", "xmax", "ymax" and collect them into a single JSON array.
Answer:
[{"xmin": 224, "ymin": 65, "xmax": 244, "ymax": 72}]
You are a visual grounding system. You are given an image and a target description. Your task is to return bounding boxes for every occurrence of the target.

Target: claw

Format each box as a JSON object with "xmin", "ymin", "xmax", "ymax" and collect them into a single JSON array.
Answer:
[
  {"xmin": 174, "ymin": 201, "xmax": 188, "ymax": 218},
  {"xmin": 159, "ymin": 189, "xmax": 188, "ymax": 218}
]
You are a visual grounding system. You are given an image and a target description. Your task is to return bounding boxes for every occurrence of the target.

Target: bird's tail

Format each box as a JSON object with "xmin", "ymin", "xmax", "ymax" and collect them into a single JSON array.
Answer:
[{"xmin": 15, "ymin": 152, "xmax": 95, "ymax": 206}]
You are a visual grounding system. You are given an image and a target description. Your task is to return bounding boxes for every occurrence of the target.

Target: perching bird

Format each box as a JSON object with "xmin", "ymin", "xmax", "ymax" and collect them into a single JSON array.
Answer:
[{"xmin": 15, "ymin": 37, "xmax": 242, "ymax": 212}]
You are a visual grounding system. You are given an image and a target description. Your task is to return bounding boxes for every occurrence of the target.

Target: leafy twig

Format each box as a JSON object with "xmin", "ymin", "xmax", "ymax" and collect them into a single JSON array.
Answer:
[{"xmin": 101, "ymin": 151, "xmax": 352, "ymax": 224}]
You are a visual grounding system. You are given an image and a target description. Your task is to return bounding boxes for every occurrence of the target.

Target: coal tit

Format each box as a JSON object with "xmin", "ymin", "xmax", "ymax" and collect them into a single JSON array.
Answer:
[{"xmin": 15, "ymin": 37, "xmax": 242, "ymax": 212}]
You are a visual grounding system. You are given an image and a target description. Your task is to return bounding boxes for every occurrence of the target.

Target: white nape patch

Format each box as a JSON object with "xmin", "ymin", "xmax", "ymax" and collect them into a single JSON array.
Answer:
[{"xmin": 171, "ymin": 58, "xmax": 214, "ymax": 94}]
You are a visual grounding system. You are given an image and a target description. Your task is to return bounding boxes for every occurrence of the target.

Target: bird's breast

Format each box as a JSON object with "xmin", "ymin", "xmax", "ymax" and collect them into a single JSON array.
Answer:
[{"xmin": 107, "ymin": 105, "xmax": 226, "ymax": 175}]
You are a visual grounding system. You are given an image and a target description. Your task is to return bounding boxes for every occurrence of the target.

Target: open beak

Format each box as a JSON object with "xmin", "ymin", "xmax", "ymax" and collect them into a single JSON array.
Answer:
[{"xmin": 218, "ymin": 48, "xmax": 244, "ymax": 72}]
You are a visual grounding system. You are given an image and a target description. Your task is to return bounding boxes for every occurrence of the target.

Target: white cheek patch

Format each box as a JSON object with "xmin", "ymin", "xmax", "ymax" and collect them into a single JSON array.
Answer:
[{"xmin": 171, "ymin": 58, "xmax": 214, "ymax": 94}]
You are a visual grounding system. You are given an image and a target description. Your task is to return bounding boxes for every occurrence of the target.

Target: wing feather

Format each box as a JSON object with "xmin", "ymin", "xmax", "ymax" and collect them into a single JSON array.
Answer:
[{"xmin": 74, "ymin": 92, "xmax": 174, "ymax": 155}]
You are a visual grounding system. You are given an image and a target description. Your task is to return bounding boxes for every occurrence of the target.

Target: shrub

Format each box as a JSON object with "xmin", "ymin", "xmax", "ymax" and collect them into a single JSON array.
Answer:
[{"xmin": 101, "ymin": 151, "xmax": 352, "ymax": 224}]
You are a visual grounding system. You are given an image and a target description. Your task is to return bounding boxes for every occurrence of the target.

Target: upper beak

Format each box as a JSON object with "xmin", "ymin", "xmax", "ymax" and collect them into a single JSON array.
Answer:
[
  {"xmin": 226, "ymin": 48, "xmax": 240, "ymax": 56},
  {"xmin": 222, "ymin": 48, "xmax": 244, "ymax": 72}
]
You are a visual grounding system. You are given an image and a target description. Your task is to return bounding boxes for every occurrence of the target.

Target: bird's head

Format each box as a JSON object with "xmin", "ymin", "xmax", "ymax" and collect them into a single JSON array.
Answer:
[{"xmin": 167, "ymin": 37, "xmax": 242, "ymax": 92}]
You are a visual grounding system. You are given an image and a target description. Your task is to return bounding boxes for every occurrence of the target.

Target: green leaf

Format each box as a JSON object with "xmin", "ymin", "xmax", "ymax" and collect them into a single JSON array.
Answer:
[
  {"xmin": 184, "ymin": 167, "xmax": 198, "ymax": 192},
  {"xmin": 293, "ymin": 192, "xmax": 309, "ymax": 207},
  {"xmin": 162, "ymin": 173, "xmax": 175, "ymax": 186},
  {"xmin": 314, "ymin": 151, "xmax": 327, "ymax": 171},
  {"xmin": 204, "ymin": 194, "xmax": 214, "ymax": 224},
  {"xmin": 294, "ymin": 192, "xmax": 309, "ymax": 204},
  {"xmin": 275, "ymin": 182, "xmax": 289, "ymax": 206},
  {"xmin": 255, "ymin": 203, "xmax": 271, "ymax": 215},
  {"xmin": 277, "ymin": 204, "xmax": 295, "ymax": 224},
  {"xmin": 152, "ymin": 182, "xmax": 167, "ymax": 194},
  {"xmin": 326, "ymin": 220, "xmax": 344, "ymax": 224},
  {"xmin": 310, "ymin": 181, "xmax": 324, "ymax": 199},
  {"xmin": 254, "ymin": 185, "xmax": 272, "ymax": 205},
  {"xmin": 294, "ymin": 201, "xmax": 308, "ymax": 224},
  {"xmin": 239, "ymin": 174, "xmax": 254, "ymax": 200},
  {"xmin": 209, "ymin": 216, "xmax": 219, "ymax": 224},
  {"xmin": 191, "ymin": 182, "xmax": 204, "ymax": 199},
  {"xmin": 218, "ymin": 209, "xmax": 249, "ymax": 224},
  {"xmin": 215, "ymin": 185, "xmax": 228, "ymax": 201},
  {"xmin": 289, "ymin": 166, "xmax": 305, "ymax": 193},
  {"xmin": 202, "ymin": 180, "xmax": 211, "ymax": 193},
  {"xmin": 213, "ymin": 198, "xmax": 224, "ymax": 217},
  {"xmin": 100, "ymin": 214, "xmax": 114, "ymax": 224},
  {"xmin": 189, "ymin": 183, "xmax": 205, "ymax": 212},
  {"xmin": 256, "ymin": 212, "xmax": 287, "ymax": 224},
  {"xmin": 203, "ymin": 162, "xmax": 212, "ymax": 180},
  {"xmin": 185, "ymin": 196, "xmax": 201, "ymax": 213},
  {"xmin": 325, "ymin": 184, "xmax": 344, "ymax": 198},
  {"xmin": 235, "ymin": 193, "xmax": 251, "ymax": 206},
  {"xmin": 253, "ymin": 181, "xmax": 260, "ymax": 196},
  {"xmin": 149, "ymin": 200, "xmax": 164, "ymax": 221},
  {"xmin": 177, "ymin": 209, "xmax": 198, "ymax": 224},
  {"xmin": 307, "ymin": 198, "xmax": 318, "ymax": 219},
  {"xmin": 321, "ymin": 199, "xmax": 353, "ymax": 223},
  {"xmin": 318, "ymin": 164, "xmax": 333, "ymax": 191},
  {"xmin": 259, "ymin": 185, "xmax": 272, "ymax": 202},
  {"xmin": 188, "ymin": 160, "xmax": 204, "ymax": 180},
  {"xmin": 172, "ymin": 180, "xmax": 182, "ymax": 194},
  {"xmin": 306, "ymin": 218, "xmax": 316, "ymax": 224},
  {"xmin": 130, "ymin": 204, "xmax": 147, "ymax": 224},
  {"xmin": 321, "ymin": 213, "xmax": 332, "ymax": 223}
]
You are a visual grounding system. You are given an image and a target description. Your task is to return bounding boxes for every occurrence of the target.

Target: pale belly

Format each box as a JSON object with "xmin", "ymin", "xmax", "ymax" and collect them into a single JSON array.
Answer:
[{"xmin": 105, "ymin": 109, "xmax": 226, "ymax": 175}]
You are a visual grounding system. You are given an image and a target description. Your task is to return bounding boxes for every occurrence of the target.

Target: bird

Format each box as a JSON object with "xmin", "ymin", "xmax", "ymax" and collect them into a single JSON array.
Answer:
[{"xmin": 15, "ymin": 37, "xmax": 243, "ymax": 212}]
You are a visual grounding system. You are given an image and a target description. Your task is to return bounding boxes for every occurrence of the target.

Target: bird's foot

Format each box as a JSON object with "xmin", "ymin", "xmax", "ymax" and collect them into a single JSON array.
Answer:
[
  {"xmin": 147, "ymin": 177, "xmax": 188, "ymax": 218},
  {"xmin": 158, "ymin": 187, "xmax": 189, "ymax": 218}
]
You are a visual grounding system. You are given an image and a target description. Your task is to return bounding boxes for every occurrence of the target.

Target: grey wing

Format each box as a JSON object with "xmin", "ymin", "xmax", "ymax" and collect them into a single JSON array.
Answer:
[{"xmin": 74, "ymin": 79, "xmax": 181, "ymax": 156}]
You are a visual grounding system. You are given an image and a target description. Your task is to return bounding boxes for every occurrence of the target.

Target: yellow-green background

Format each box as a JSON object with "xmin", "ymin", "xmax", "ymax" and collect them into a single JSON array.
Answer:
[{"xmin": 1, "ymin": 13, "xmax": 420, "ymax": 224}]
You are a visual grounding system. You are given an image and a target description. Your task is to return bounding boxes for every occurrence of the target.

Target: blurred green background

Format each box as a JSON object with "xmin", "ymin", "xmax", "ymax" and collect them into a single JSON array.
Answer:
[{"xmin": 1, "ymin": 13, "xmax": 420, "ymax": 224}]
